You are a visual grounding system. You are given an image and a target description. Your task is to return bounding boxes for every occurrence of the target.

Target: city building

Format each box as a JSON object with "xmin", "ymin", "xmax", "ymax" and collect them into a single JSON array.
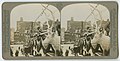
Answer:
[
  {"xmin": 64, "ymin": 17, "xmax": 91, "ymax": 43},
  {"xmin": 14, "ymin": 31, "xmax": 25, "ymax": 43},
  {"xmin": 14, "ymin": 17, "xmax": 41, "ymax": 43},
  {"xmin": 67, "ymin": 17, "xmax": 91, "ymax": 33},
  {"xmin": 14, "ymin": 17, "xmax": 55, "ymax": 43}
]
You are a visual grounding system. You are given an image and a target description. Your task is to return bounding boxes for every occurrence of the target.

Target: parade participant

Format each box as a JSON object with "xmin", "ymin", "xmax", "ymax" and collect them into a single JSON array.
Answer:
[
  {"xmin": 83, "ymin": 27, "xmax": 94, "ymax": 56},
  {"xmin": 86, "ymin": 26, "xmax": 95, "ymax": 39},
  {"xmin": 73, "ymin": 40, "xmax": 79, "ymax": 56},
  {"xmin": 28, "ymin": 36, "xmax": 34, "ymax": 55},
  {"xmin": 32, "ymin": 34, "xmax": 38, "ymax": 56},
  {"xmin": 86, "ymin": 27, "xmax": 94, "ymax": 36},
  {"xmin": 24, "ymin": 30, "xmax": 31, "ymax": 43},
  {"xmin": 55, "ymin": 19, "xmax": 61, "ymax": 36},
  {"xmin": 36, "ymin": 26, "xmax": 46, "ymax": 55},
  {"xmin": 43, "ymin": 21, "xmax": 49, "ymax": 31}
]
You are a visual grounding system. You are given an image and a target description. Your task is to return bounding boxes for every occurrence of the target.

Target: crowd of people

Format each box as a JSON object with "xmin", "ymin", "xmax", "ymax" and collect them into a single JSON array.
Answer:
[
  {"xmin": 10, "ymin": 19, "xmax": 110, "ymax": 57},
  {"xmin": 10, "ymin": 20, "xmax": 62, "ymax": 57},
  {"xmin": 69, "ymin": 25, "xmax": 110, "ymax": 56}
]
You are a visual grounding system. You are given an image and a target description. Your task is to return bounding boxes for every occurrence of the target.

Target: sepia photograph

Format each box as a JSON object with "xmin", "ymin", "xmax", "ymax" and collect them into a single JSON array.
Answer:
[
  {"xmin": 61, "ymin": 3, "xmax": 110, "ymax": 56},
  {"xmin": 2, "ymin": 2, "xmax": 118, "ymax": 59},
  {"xmin": 10, "ymin": 3, "xmax": 110, "ymax": 57},
  {"xmin": 10, "ymin": 4, "xmax": 61, "ymax": 57}
]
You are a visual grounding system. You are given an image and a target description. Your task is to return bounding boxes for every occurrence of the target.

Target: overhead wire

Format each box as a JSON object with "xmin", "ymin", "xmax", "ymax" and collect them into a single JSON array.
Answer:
[{"xmin": 34, "ymin": 4, "xmax": 49, "ymax": 22}]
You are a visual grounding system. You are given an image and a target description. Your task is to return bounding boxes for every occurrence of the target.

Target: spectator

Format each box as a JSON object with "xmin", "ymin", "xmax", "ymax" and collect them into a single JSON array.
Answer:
[
  {"xmin": 65, "ymin": 49, "xmax": 69, "ymax": 56},
  {"xmin": 15, "ymin": 50, "xmax": 19, "ymax": 57},
  {"xmin": 10, "ymin": 48, "xmax": 13, "ymax": 57}
]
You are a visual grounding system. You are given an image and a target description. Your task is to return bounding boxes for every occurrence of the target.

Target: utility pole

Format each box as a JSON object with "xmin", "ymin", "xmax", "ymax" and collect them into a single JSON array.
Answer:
[{"xmin": 81, "ymin": 21, "xmax": 83, "ymax": 33}]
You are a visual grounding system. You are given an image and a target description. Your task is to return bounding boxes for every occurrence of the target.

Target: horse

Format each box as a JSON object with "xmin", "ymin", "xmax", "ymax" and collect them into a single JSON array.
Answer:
[
  {"xmin": 91, "ymin": 32, "xmax": 110, "ymax": 56},
  {"xmin": 42, "ymin": 28, "xmax": 61, "ymax": 56},
  {"xmin": 28, "ymin": 20, "xmax": 61, "ymax": 56},
  {"xmin": 40, "ymin": 20, "xmax": 61, "ymax": 56}
]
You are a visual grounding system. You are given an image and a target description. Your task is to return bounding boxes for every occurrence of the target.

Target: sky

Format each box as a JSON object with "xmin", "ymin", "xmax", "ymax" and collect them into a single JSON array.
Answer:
[
  {"xmin": 10, "ymin": 4, "xmax": 60, "ymax": 30},
  {"xmin": 61, "ymin": 3, "xmax": 110, "ymax": 30},
  {"xmin": 10, "ymin": 3, "xmax": 110, "ymax": 31}
]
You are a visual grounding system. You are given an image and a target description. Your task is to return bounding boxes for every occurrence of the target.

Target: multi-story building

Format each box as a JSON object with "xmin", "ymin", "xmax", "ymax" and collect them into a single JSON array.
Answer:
[
  {"xmin": 67, "ymin": 17, "xmax": 91, "ymax": 33},
  {"xmin": 14, "ymin": 31, "xmax": 25, "ymax": 42},
  {"xmin": 64, "ymin": 17, "xmax": 91, "ymax": 43},
  {"xmin": 14, "ymin": 17, "xmax": 42, "ymax": 43},
  {"xmin": 14, "ymin": 17, "xmax": 55, "ymax": 43}
]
